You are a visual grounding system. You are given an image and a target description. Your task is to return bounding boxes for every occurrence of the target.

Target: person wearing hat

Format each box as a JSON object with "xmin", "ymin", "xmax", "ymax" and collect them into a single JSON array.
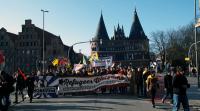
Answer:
[{"xmin": 146, "ymin": 70, "xmax": 159, "ymax": 108}]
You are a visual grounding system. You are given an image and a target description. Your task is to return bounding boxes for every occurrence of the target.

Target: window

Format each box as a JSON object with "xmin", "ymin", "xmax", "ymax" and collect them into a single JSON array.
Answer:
[
  {"xmin": 26, "ymin": 28, "xmax": 28, "ymax": 32},
  {"xmin": 20, "ymin": 35, "xmax": 22, "ymax": 39},
  {"xmin": 0, "ymin": 36, "xmax": 3, "ymax": 40},
  {"xmin": 22, "ymin": 27, "xmax": 25, "ymax": 32},
  {"xmin": 4, "ymin": 50, "xmax": 7, "ymax": 54},
  {"xmin": 92, "ymin": 47, "xmax": 96, "ymax": 51},
  {"xmin": 33, "ymin": 42, "xmax": 36, "ymax": 46},
  {"xmin": 18, "ymin": 50, "xmax": 20, "ymax": 54},
  {"xmin": 27, "ymin": 50, "xmax": 30, "ymax": 55},
  {"xmin": 31, "ymin": 50, "xmax": 35, "ymax": 54}
]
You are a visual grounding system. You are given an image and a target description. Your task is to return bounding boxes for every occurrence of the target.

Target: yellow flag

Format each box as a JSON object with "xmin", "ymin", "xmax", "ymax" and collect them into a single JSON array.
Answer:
[
  {"xmin": 89, "ymin": 52, "xmax": 99, "ymax": 62},
  {"xmin": 52, "ymin": 59, "xmax": 59, "ymax": 66}
]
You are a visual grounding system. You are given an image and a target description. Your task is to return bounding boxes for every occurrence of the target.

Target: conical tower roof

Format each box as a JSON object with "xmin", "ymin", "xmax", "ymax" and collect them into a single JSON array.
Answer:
[
  {"xmin": 129, "ymin": 9, "xmax": 146, "ymax": 39},
  {"xmin": 93, "ymin": 13, "xmax": 109, "ymax": 41}
]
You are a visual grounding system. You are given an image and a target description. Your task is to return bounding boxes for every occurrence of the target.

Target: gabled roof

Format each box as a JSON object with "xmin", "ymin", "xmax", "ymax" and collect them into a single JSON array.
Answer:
[
  {"xmin": 129, "ymin": 9, "xmax": 147, "ymax": 39},
  {"xmin": 34, "ymin": 27, "xmax": 63, "ymax": 45},
  {"xmin": 0, "ymin": 27, "xmax": 18, "ymax": 42},
  {"xmin": 7, "ymin": 32, "xmax": 18, "ymax": 42},
  {"xmin": 113, "ymin": 24, "xmax": 126, "ymax": 40},
  {"xmin": 93, "ymin": 13, "xmax": 109, "ymax": 41}
]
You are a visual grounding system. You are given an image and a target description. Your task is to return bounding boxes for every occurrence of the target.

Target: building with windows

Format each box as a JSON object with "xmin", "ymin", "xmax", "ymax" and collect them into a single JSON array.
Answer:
[
  {"xmin": 0, "ymin": 28, "xmax": 17, "ymax": 73},
  {"xmin": 91, "ymin": 9, "xmax": 150, "ymax": 67},
  {"xmin": 0, "ymin": 20, "xmax": 80, "ymax": 73}
]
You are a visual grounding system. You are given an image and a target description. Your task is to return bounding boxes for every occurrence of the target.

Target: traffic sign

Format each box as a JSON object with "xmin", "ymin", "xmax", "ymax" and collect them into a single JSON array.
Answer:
[{"xmin": 185, "ymin": 57, "xmax": 190, "ymax": 61}]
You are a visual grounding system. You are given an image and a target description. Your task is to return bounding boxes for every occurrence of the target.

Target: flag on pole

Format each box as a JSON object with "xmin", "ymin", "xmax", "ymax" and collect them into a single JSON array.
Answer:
[
  {"xmin": 89, "ymin": 52, "xmax": 99, "ymax": 62},
  {"xmin": 59, "ymin": 58, "xmax": 68, "ymax": 66},
  {"xmin": 83, "ymin": 56, "xmax": 87, "ymax": 65},
  {"xmin": 73, "ymin": 64, "xmax": 84, "ymax": 72},
  {"xmin": 18, "ymin": 68, "xmax": 27, "ymax": 80},
  {"xmin": 52, "ymin": 58, "xmax": 59, "ymax": 66},
  {"xmin": 195, "ymin": 18, "xmax": 200, "ymax": 27}
]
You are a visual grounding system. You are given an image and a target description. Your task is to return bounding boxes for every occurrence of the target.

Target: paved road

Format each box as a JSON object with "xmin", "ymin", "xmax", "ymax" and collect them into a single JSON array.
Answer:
[
  {"xmin": 7, "ymin": 76, "xmax": 200, "ymax": 111},
  {"xmin": 9, "ymin": 95, "xmax": 171, "ymax": 111}
]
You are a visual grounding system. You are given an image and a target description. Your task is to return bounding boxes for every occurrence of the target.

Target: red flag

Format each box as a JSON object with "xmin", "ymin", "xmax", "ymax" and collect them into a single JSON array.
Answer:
[
  {"xmin": 59, "ymin": 58, "xmax": 68, "ymax": 66},
  {"xmin": 0, "ymin": 51, "xmax": 5, "ymax": 64},
  {"xmin": 18, "ymin": 68, "xmax": 27, "ymax": 80}
]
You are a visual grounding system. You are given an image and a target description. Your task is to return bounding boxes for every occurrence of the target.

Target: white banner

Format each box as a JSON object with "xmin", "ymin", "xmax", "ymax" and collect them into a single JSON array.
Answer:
[
  {"xmin": 92, "ymin": 56, "xmax": 112, "ymax": 67},
  {"xmin": 58, "ymin": 74, "xmax": 129, "ymax": 93},
  {"xmin": 33, "ymin": 74, "xmax": 129, "ymax": 98}
]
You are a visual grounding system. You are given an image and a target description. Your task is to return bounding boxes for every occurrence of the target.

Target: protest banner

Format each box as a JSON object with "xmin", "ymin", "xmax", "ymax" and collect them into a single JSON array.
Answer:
[
  {"xmin": 33, "ymin": 74, "xmax": 129, "ymax": 98},
  {"xmin": 92, "ymin": 56, "xmax": 112, "ymax": 67}
]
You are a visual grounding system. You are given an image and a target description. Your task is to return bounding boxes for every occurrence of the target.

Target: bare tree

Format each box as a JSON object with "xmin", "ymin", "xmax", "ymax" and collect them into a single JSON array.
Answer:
[
  {"xmin": 150, "ymin": 31, "xmax": 168, "ymax": 70},
  {"xmin": 151, "ymin": 22, "xmax": 196, "ymax": 69}
]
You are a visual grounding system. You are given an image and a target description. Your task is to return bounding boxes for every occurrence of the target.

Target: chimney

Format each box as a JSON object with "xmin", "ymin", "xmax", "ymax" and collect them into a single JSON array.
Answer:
[{"xmin": 25, "ymin": 19, "xmax": 32, "ymax": 25}]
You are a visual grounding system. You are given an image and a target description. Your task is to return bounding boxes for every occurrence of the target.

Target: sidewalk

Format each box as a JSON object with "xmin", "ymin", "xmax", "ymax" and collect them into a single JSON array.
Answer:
[
  {"xmin": 187, "ymin": 77, "xmax": 200, "ymax": 110},
  {"xmin": 146, "ymin": 75, "xmax": 200, "ymax": 111}
]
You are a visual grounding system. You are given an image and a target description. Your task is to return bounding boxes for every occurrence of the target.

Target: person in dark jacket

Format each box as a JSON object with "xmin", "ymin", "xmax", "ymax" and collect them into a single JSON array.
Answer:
[
  {"xmin": 172, "ymin": 67, "xmax": 190, "ymax": 111},
  {"xmin": 162, "ymin": 72, "xmax": 173, "ymax": 103},
  {"xmin": 143, "ymin": 67, "xmax": 150, "ymax": 97},
  {"xmin": 135, "ymin": 67, "xmax": 143, "ymax": 97},
  {"xmin": 14, "ymin": 72, "xmax": 26, "ymax": 103},
  {"xmin": 0, "ymin": 71, "xmax": 15, "ymax": 109},
  {"xmin": 26, "ymin": 73, "xmax": 35, "ymax": 103}
]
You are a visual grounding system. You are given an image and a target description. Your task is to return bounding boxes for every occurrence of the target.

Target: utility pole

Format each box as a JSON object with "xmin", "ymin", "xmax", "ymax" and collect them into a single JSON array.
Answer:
[
  {"xmin": 194, "ymin": 0, "xmax": 200, "ymax": 88},
  {"xmin": 41, "ymin": 9, "xmax": 49, "ymax": 74}
]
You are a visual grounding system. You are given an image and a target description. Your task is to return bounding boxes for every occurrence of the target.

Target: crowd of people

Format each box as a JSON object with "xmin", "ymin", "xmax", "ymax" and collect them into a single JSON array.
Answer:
[
  {"xmin": 0, "ymin": 64, "xmax": 191, "ymax": 111},
  {"xmin": 0, "ymin": 70, "xmax": 35, "ymax": 111}
]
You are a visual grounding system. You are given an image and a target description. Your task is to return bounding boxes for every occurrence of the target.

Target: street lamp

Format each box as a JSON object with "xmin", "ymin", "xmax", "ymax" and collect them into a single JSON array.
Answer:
[
  {"xmin": 194, "ymin": 0, "xmax": 200, "ymax": 88},
  {"xmin": 188, "ymin": 41, "xmax": 200, "ymax": 74},
  {"xmin": 41, "ymin": 9, "xmax": 49, "ymax": 74},
  {"xmin": 67, "ymin": 39, "xmax": 102, "ymax": 64}
]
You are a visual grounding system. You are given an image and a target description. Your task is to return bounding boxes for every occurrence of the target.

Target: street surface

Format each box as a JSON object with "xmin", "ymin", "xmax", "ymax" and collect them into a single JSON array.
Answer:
[
  {"xmin": 9, "ymin": 95, "xmax": 170, "ymax": 111},
  {"xmin": 8, "ymin": 76, "xmax": 200, "ymax": 111}
]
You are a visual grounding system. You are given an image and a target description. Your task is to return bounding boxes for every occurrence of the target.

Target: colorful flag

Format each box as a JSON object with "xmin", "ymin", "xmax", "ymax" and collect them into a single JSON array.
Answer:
[
  {"xmin": 83, "ymin": 56, "xmax": 87, "ymax": 65},
  {"xmin": 18, "ymin": 68, "xmax": 27, "ymax": 80},
  {"xmin": 52, "ymin": 58, "xmax": 59, "ymax": 66},
  {"xmin": 73, "ymin": 64, "xmax": 84, "ymax": 72},
  {"xmin": 89, "ymin": 52, "xmax": 99, "ymax": 62},
  {"xmin": 59, "ymin": 58, "xmax": 68, "ymax": 66}
]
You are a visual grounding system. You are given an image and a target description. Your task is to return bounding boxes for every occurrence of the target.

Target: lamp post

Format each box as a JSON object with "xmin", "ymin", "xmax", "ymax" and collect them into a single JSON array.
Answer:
[
  {"xmin": 194, "ymin": 0, "xmax": 200, "ymax": 88},
  {"xmin": 67, "ymin": 39, "xmax": 102, "ymax": 64},
  {"xmin": 67, "ymin": 41, "xmax": 91, "ymax": 64},
  {"xmin": 41, "ymin": 9, "xmax": 49, "ymax": 74},
  {"xmin": 188, "ymin": 41, "xmax": 200, "ymax": 75}
]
